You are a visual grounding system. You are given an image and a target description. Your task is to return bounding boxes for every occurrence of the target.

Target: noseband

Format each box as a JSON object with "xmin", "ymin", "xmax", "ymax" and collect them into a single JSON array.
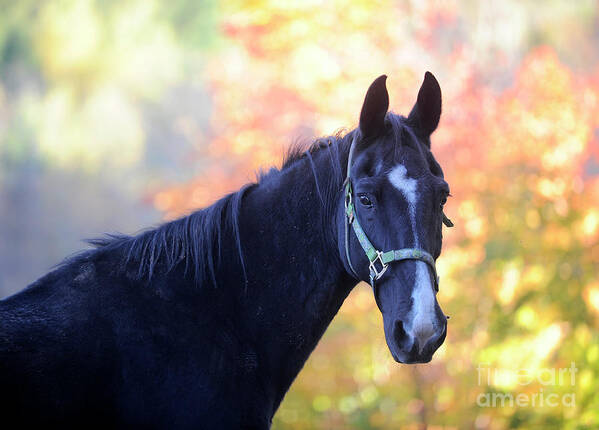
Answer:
[{"xmin": 343, "ymin": 133, "xmax": 440, "ymax": 305}]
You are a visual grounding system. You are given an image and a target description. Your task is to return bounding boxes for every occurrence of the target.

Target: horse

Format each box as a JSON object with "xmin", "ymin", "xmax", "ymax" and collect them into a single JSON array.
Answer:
[{"xmin": 0, "ymin": 73, "xmax": 451, "ymax": 429}]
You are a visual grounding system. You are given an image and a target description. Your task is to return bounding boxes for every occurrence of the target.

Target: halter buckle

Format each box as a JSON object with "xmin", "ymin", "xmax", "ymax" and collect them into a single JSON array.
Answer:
[
  {"xmin": 346, "ymin": 207, "xmax": 354, "ymax": 224},
  {"xmin": 369, "ymin": 251, "xmax": 388, "ymax": 283},
  {"xmin": 344, "ymin": 182, "xmax": 354, "ymax": 224}
]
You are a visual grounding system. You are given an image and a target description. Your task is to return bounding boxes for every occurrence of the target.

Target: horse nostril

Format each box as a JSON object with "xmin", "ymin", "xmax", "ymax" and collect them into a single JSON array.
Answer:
[
  {"xmin": 423, "ymin": 321, "xmax": 447, "ymax": 350},
  {"xmin": 393, "ymin": 320, "xmax": 412, "ymax": 351}
]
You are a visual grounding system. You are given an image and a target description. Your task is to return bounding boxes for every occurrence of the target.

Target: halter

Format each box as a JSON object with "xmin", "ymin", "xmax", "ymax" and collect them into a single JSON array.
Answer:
[{"xmin": 343, "ymin": 133, "xmax": 440, "ymax": 305}]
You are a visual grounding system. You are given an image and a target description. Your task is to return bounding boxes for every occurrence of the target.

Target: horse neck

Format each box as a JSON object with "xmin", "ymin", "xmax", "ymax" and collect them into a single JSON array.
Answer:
[{"xmin": 231, "ymin": 142, "xmax": 356, "ymax": 409}]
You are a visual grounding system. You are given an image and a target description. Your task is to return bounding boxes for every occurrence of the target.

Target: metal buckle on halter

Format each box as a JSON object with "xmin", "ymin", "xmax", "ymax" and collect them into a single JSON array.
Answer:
[
  {"xmin": 346, "ymin": 205, "xmax": 354, "ymax": 224},
  {"xmin": 369, "ymin": 251, "xmax": 388, "ymax": 283},
  {"xmin": 344, "ymin": 182, "xmax": 354, "ymax": 224}
]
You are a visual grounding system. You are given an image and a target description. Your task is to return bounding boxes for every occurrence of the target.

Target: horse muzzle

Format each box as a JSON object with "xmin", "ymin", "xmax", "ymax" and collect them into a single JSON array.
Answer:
[{"xmin": 387, "ymin": 318, "xmax": 447, "ymax": 363}]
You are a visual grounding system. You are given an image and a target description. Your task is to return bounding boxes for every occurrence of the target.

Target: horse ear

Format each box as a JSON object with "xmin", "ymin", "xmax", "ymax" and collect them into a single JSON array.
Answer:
[
  {"xmin": 408, "ymin": 71, "xmax": 442, "ymax": 138},
  {"xmin": 359, "ymin": 75, "xmax": 389, "ymax": 140}
]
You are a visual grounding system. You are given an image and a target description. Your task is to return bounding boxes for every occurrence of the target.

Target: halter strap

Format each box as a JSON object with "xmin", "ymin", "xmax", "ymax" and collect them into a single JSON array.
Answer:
[{"xmin": 343, "ymin": 133, "xmax": 439, "ymax": 299}]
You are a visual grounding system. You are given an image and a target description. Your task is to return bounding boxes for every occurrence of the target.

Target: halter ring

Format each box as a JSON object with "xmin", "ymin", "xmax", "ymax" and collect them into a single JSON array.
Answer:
[{"xmin": 369, "ymin": 251, "xmax": 388, "ymax": 282}]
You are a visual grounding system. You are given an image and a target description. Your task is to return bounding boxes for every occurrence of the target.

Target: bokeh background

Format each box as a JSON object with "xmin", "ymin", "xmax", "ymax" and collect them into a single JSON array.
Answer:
[{"xmin": 1, "ymin": 1, "xmax": 599, "ymax": 428}]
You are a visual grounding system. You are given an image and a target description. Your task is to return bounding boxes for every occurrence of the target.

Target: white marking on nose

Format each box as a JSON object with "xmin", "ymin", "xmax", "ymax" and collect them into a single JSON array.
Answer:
[
  {"xmin": 388, "ymin": 165, "xmax": 437, "ymax": 352},
  {"xmin": 411, "ymin": 261, "xmax": 437, "ymax": 352}
]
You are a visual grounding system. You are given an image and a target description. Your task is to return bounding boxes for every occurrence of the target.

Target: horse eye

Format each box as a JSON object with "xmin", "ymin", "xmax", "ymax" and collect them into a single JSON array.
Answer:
[
  {"xmin": 358, "ymin": 194, "xmax": 373, "ymax": 207},
  {"xmin": 440, "ymin": 194, "xmax": 448, "ymax": 208}
]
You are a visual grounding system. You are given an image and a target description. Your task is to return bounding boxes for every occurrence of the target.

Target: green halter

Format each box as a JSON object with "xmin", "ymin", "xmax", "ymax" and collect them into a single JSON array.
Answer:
[{"xmin": 343, "ymin": 134, "xmax": 440, "ymax": 292}]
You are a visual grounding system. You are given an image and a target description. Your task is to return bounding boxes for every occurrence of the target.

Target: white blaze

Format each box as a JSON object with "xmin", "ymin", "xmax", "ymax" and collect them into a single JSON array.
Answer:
[
  {"xmin": 387, "ymin": 165, "xmax": 418, "ymax": 244},
  {"xmin": 411, "ymin": 261, "xmax": 437, "ymax": 350},
  {"xmin": 388, "ymin": 164, "xmax": 437, "ymax": 351}
]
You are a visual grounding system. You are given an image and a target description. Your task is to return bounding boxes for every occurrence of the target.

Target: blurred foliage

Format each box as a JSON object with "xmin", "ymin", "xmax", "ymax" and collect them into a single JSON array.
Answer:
[
  {"xmin": 2, "ymin": 0, "xmax": 599, "ymax": 429},
  {"xmin": 0, "ymin": 0, "xmax": 217, "ymax": 171},
  {"xmin": 0, "ymin": 0, "xmax": 217, "ymax": 292}
]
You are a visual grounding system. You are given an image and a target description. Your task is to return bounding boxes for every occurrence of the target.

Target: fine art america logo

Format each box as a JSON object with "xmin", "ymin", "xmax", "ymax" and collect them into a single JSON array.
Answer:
[{"xmin": 476, "ymin": 363, "xmax": 577, "ymax": 408}]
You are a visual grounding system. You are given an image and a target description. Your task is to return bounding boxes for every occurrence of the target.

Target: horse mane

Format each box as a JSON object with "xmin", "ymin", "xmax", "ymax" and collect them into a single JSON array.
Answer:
[
  {"xmin": 82, "ymin": 186, "xmax": 251, "ymax": 288},
  {"xmin": 73, "ymin": 130, "xmax": 352, "ymax": 288},
  {"xmin": 281, "ymin": 128, "xmax": 352, "ymax": 169},
  {"xmin": 75, "ymin": 113, "xmax": 411, "ymax": 288}
]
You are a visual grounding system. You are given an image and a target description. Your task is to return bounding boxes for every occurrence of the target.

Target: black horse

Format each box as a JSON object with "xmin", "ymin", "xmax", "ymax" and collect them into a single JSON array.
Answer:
[{"xmin": 0, "ymin": 73, "xmax": 450, "ymax": 428}]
